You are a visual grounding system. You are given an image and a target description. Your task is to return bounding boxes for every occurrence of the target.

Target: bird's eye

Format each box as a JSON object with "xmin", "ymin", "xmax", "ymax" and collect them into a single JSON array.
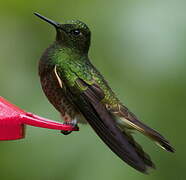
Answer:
[{"xmin": 70, "ymin": 29, "xmax": 81, "ymax": 36}]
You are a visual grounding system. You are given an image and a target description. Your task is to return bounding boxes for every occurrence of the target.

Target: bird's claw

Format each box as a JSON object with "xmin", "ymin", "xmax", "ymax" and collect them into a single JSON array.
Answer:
[{"xmin": 61, "ymin": 122, "xmax": 79, "ymax": 135}]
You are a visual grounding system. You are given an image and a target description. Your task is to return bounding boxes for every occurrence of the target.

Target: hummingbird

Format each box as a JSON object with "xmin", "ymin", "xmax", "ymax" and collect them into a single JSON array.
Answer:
[{"xmin": 34, "ymin": 12, "xmax": 174, "ymax": 173}]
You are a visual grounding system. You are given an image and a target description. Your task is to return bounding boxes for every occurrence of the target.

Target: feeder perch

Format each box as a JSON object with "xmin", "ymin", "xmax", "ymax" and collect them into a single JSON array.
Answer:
[{"xmin": 0, "ymin": 96, "xmax": 78, "ymax": 140}]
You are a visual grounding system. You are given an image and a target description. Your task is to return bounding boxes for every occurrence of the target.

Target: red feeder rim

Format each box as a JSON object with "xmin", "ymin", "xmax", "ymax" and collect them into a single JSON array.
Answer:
[{"xmin": 0, "ymin": 96, "xmax": 78, "ymax": 140}]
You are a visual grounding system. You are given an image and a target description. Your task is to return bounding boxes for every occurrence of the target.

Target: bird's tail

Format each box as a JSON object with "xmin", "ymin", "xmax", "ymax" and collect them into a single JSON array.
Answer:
[{"xmin": 114, "ymin": 105, "xmax": 175, "ymax": 153}]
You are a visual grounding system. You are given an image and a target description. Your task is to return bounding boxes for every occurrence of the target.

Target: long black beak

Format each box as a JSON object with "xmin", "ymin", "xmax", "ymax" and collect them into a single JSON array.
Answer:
[{"xmin": 34, "ymin": 12, "xmax": 60, "ymax": 29}]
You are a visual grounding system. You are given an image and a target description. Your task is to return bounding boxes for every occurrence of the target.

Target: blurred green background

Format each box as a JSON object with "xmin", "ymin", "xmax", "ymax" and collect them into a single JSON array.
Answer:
[{"xmin": 0, "ymin": 0, "xmax": 185, "ymax": 179}]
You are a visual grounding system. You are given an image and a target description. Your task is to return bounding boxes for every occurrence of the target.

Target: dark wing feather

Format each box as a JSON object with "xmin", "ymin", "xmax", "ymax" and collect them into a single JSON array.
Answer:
[
  {"xmin": 116, "ymin": 105, "xmax": 174, "ymax": 152},
  {"xmin": 66, "ymin": 78, "xmax": 154, "ymax": 173}
]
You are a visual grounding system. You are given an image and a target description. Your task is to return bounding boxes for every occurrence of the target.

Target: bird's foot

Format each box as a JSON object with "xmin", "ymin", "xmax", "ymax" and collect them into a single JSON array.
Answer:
[{"xmin": 61, "ymin": 120, "xmax": 79, "ymax": 135}]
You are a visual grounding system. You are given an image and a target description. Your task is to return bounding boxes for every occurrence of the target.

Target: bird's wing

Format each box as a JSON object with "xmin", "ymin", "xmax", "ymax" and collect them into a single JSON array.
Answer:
[
  {"xmin": 55, "ymin": 65, "xmax": 155, "ymax": 173},
  {"xmin": 110, "ymin": 104, "xmax": 174, "ymax": 152}
]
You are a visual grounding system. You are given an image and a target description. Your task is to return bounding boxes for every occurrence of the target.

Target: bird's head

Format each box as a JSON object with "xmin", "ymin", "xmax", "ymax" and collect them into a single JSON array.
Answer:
[{"xmin": 34, "ymin": 13, "xmax": 91, "ymax": 54}]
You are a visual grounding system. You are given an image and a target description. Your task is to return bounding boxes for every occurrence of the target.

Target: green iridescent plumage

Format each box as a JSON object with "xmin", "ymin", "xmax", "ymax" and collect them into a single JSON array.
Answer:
[{"xmin": 35, "ymin": 13, "xmax": 174, "ymax": 173}]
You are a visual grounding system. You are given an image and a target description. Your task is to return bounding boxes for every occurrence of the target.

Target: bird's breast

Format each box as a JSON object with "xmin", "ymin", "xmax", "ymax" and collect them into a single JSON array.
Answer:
[{"xmin": 39, "ymin": 66, "xmax": 76, "ymax": 117}]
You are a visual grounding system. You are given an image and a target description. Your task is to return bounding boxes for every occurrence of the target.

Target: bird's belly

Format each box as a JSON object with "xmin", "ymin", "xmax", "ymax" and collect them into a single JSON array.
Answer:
[{"xmin": 40, "ymin": 72, "xmax": 77, "ymax": 120}]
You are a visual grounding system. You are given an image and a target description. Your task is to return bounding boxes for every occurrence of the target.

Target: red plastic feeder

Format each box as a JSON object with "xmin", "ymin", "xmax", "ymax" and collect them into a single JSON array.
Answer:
[{"xmin": 0, "ymin": 96, "xmax": 78, "ymax": 140}]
